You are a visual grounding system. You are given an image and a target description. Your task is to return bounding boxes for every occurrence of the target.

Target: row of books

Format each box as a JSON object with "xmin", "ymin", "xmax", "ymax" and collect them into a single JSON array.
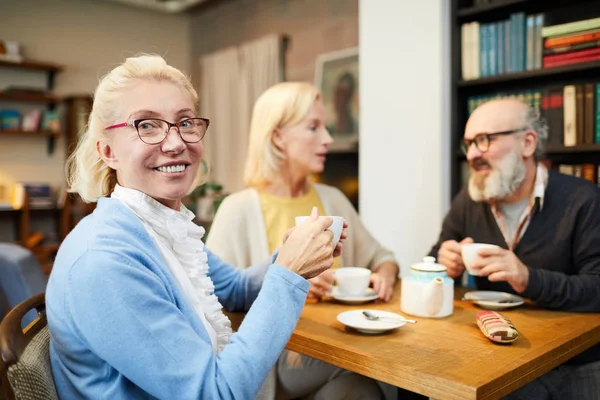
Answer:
[
  {"xmin": 0, "ymin": 109, "xmax": 61, "ymax": 133},
  {"xmin": 467, "ymin": 91, "xmax": 542, "ymax": 116},
  {"xmin": 556, "ymin": 163, "xmax": 600, "ymax": 187},
  {"xmin": 459, "ymin": 161, "xmax": 600, "ymax": 189},
  {"xmin": 11, "ymin": 183, "xmax": 55, "ymax": 210},
  {"xmin": 467, "ymin": 83, "xmax": 600, "ymax": 147},
  {"xmin": 543, "ymin": 18, "xmax": 600, "ymax": 68},
  {"xmin": 461, "ymin": 12, "xmax": 544, "ymax": 80},
  {"xmin": 543, "ymin": 83, "xmax": 600, "ymax": 147},
  {"xmin": 461, "ymin": 15, "xmax": 600, "ymax": 80}
]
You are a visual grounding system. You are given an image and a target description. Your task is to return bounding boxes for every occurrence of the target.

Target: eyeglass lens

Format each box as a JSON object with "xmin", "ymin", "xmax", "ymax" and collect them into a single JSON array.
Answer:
[
  {"xmin": 462, "ymin": 134, "xmax": 490, "ymax": 154},
  {"xmin": 136, "ymin": 118, "xmax": 208, "ymax": 144}
]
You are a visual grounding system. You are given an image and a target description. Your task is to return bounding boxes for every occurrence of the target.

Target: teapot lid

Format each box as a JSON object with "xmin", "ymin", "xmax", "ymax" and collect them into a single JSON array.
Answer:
[{"xmin": 411, "ymin": 256, "xmax": 447, "ymax": 272}]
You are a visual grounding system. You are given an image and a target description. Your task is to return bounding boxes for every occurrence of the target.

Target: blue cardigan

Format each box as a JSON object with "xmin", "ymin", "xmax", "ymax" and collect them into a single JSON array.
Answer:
[{"xmin": 46, "ymin": 197, "xmax": 309, "ymax": 400}]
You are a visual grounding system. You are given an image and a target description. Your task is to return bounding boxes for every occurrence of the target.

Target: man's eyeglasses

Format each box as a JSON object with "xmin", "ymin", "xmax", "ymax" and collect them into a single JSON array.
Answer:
[
  {"xmin": 461, "ymin": 128, "xmax": 525, "ymax": 154},
  {"xmin": 105, "ymin": 117, "xmax": 210, "ymax": 145}
]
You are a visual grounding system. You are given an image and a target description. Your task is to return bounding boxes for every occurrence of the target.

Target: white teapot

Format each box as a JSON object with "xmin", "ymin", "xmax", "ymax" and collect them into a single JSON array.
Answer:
[{"xmin": 400, "ymin": 256, "xmax": 454, "ymax": 318}]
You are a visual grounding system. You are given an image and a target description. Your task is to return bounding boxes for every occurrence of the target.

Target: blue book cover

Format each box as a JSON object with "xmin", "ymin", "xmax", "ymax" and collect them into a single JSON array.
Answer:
[
  {"xmin": 517, "ymin": 12, "xmax": 527, "ymax": 71},
  {"xmin": 509, "ymin": 14, "xmax": 517, "ymax": 72},
  {"xmin": 489, "ymin": 23, "xmax": 498, "ymax": 76},
  {"xmin": 497, "ymin": 21, "xmax": 505, "ymax": 74},
  {"xmin": 480, "ymin": 23, "xmax": 488, "ymax": 77},
  {"xmin": 504, "ymin": 20, "xmax": 511, "ymax": 73}
]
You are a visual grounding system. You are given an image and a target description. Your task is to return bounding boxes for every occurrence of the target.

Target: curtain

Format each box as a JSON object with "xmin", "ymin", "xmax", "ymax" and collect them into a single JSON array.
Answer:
[{"xmin": 200, "ymin": 34, "xmax": 283, "ymax": 193}]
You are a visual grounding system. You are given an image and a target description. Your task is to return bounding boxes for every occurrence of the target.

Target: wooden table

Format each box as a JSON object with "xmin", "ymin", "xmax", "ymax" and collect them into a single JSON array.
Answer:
[{"xmin": 277, "ymin": 284, "xmax": 600, "ymax": 400}]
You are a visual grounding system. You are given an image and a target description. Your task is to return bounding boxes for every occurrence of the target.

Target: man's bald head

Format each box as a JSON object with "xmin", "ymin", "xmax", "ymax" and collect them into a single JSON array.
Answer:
[
  {"xmin": 465, "ymin": 99, "xmax": 547, "ymax": 160},
  {"xmin": 466, "ymin": 99, "xmax": 529, "ymax": 137}
]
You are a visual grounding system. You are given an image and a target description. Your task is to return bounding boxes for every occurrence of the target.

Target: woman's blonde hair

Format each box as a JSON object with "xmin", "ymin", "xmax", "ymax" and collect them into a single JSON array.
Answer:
[
  {"xmin": 244, "ymin": 82, "xmax": 321, "ymax": 188},
  {"xmin": 65, "ymin": 54, "xmax": 201, "ymax": 202}
]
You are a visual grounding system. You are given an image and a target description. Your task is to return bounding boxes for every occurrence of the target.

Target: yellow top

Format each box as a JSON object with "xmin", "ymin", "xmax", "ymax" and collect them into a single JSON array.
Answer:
[{"xmin": 258, "ymin": 185, "xmax": 341, "ymax": 269}]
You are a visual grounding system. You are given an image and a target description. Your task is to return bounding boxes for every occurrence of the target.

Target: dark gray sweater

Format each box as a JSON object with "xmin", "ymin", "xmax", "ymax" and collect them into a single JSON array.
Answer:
[{"xmin": 429, "ymin": 170, "xmax": 600, "ymax": 364}]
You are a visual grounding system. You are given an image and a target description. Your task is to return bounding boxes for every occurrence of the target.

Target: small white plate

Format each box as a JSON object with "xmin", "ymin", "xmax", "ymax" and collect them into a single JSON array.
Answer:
[
  {"xmin": 463, "ymin": 291, "xmax": 525, "ymax": 310},
  {"xmin": 331, "ymin": 287, "xmax": 379, "ymax": 304},
  {"xmin": 337, "ymin": 309, "xmax": 406, "ymax": 334}
]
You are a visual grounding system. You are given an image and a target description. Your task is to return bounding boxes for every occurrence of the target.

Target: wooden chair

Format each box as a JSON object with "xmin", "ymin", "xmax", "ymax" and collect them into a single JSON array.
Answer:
[{"xmin": 0, "ymin": 293, "xmax": 58, "ymax": 400}]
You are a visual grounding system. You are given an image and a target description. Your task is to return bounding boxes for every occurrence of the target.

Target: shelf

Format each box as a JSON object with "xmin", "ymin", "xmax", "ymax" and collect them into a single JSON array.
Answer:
[
  {"xmin": 457, "ymin": 60, "xmax": 600, "ymax": 88},
  {"xmin": 456, "ymin": 0, "xmax": 598, "ymax": 21},
  {"xmin": 546, "ymin": 144, "xmax": 600, "ymax": 154},
  {"xmin": 0, "ymin": 91, "xmax": 60, "ymax": 103},
  {"xmin": 0, "ymin": 130, "xmax": 59, "ymax": 137},
  {"xmin": 457, "ymin": 0, "xmax": 528, "ymax": 18},
  {"xmin": 0, "ymin": 59, "xmax": 62, "ymax": 73}
]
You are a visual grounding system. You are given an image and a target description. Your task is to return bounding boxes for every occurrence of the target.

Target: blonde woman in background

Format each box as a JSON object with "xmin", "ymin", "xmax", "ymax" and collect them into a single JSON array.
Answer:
[{"xmin": 206, "ymin": 82, "xmax": 401, "ymax": 400}]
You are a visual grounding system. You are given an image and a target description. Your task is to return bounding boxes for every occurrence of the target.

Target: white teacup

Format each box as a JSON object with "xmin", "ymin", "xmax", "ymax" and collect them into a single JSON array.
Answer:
[
  {"xmin": 295, "ymin": 215, "xmax": 344, "ymax": 245},
  {"xmin": 461, "ymin": 243, "xmax": 499, "ymax": 275},
  {"xmin": 334, "ymin": 267, "xmax": 371, "ymax": 296}
]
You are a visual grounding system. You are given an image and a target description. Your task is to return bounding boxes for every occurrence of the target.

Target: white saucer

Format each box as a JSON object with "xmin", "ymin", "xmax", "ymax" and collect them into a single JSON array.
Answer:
[
  {"xmin": 331, "ymin": 287, "xmax": 379, "ymax": 304},
  {"xmin": 463, "ymin": 291, "xmax": 525, "ymax": 310},
  {"xmin": 337, "ymin": 309, "xmax": 406, "ymax": 334}
]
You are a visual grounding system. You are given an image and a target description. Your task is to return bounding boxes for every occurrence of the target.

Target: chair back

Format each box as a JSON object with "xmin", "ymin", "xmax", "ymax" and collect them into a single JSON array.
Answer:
[{"xmin": 0, "ymin": 293, "xmax": 58, "ymax": 400}]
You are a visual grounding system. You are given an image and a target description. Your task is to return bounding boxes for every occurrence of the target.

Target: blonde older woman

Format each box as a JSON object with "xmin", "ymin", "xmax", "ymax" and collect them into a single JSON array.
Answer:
[
  {"xmin": 45, "ymin": 55, "xmax": 346, "ymax": 400},
  {"xmin": 206, "ymin": 82, "xmax": 400, "ymax": 400}
]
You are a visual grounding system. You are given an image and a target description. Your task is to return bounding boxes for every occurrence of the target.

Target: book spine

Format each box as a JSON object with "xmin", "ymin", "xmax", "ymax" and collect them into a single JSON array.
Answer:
[
  {"xmin": 489, "ymin": 23, "xmax": 497, "ymax": 76},
  {"xmin": 575, "ymin": 84, "xmax": 585, "ymax": 145},
  {"xmin": 583, "ymin": 164, "xmax": 596, "ymax": 183},
  {"xmin": 527, "ymin": 15, "xmax": 535, "ymax": 70},
  {"xmin": 497, "ymin": 21, "xmax": 505, "ymax": 74},
  {"xmin": 596, "ymin": 83, "xmax": 600, "ymax": 144},
  {"xmin": 504, "ymin": 19, "xmax": 511, "ymax": 74},
  {"xmin": 542, "ymin": 17, "xmax": 600, "ymax": 38},
  {"xmin": 543, "ymin": 40, "xmax": 600, "ymax": 55},
  {"xmin": 472, "ymin": 22, "xmax": 481, "ymax": 79},
  {"xmin": 548, "ymin": 88, "xmax": 565, "ymax": 146},
  {"xmin": 584, "ymin": 83, "xmax": 595, "ymax": 144},
  {"xmin": 545, "ymin": 29, "xmax": 600, "ymax": 48},
  {"xmin": 509, "ymin": 14, "xmax": 517, "ymax": 73},
  {"xmin": 543, "ymin": 47, "xmax": 600, "ymax": 62},
  {"xmin": 534, "ymin": 14, "xmax": 544, "ymax": 69},
  {"xmin": 518, "ymin": 13, "xmax": 527, "ymax": 71},
  {"xmin": 461, "ymin": 23, "xmax": 471, "ymax": 80},
  {"xmin": 563, "ymin": 85, "xmax": 577, "ymax": 147},
  {"xmin": 594, "ymin": 83, "xmax": 600, "ymax": 144},
  {"xmin": 543, "ymin": 52, "xmax": 600, "ymax": 68}
]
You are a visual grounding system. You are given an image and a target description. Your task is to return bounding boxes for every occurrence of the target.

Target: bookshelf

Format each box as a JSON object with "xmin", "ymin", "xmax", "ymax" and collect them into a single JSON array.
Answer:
[
  {"xmin": 0, "ymin": 59, "xmax": 64, "ymax": 154},
  {"xmin": 450, "ymin": 0, "xmax": 600, "ymax": 199}
]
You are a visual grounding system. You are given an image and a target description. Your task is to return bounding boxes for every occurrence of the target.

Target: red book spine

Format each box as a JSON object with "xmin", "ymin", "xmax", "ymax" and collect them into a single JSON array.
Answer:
[
  {"xmin": 543, "ymin": 47, "xmax": 600, "ymax": 63},
  {"xmin": 543, "ymin": 52, "xmax": 600, "ymax": 68}
]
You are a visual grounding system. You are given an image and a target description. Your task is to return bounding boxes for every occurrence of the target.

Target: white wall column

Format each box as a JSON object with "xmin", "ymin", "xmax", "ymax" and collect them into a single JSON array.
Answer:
[{"xmin": 359, "ymin": 0, "xmax": 451, "ymax": 277}]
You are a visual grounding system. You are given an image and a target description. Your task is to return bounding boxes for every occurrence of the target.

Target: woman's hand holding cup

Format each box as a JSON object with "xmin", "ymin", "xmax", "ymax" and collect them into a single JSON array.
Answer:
[{"xmin": 275, "ymin": 207, "xmax": 336, "ymax": 279}]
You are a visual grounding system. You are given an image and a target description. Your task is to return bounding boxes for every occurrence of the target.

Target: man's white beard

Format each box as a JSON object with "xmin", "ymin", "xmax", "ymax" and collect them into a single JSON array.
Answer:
[{"xmin": 468, "ymin": 149, "xmax": 526, "ymax": 202}]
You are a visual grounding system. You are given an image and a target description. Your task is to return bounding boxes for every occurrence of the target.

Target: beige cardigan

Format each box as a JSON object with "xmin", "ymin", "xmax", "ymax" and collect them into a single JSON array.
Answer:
[{"xmin": 206, "ymin": 183, "xmax": 397, "ymax": 271}]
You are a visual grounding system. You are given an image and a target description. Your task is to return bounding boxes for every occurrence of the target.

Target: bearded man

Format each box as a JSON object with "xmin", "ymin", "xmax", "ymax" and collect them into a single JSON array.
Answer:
[{"xmin": 428, "ymin": 99, "xmax": 600, "ymax": 399}]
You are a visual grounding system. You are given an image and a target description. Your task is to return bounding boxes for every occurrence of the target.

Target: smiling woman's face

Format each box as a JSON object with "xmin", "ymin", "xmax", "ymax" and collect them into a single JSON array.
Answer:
[{"xmin": 97, "ymin": 80, "xmax": 203, "ymax": 210}]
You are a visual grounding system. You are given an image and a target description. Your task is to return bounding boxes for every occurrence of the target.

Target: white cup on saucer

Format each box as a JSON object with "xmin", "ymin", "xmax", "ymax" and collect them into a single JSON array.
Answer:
[
  {"xmin": 334, "ymin": 267, "xmax": 371, "ymax": 297},
  {"xmin": 461, "ymin": 243, "xmax": 499, "ymax": 275},
  {"xmin": 295, "ymin": 215, "xmax": 344, "ymax": 245}
]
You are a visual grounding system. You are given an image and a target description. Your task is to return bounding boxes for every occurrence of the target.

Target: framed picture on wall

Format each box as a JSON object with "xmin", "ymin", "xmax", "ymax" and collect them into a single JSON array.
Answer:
[{"xmin": 315, "ymin": 47, "xmax": 359, "ymax": 151}]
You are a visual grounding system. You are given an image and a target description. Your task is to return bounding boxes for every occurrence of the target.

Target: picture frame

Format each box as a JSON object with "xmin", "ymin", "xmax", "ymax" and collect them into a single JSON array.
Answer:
[{"xmin": 315, "ymin": 47, "xmax": 359, "ymax": 151}]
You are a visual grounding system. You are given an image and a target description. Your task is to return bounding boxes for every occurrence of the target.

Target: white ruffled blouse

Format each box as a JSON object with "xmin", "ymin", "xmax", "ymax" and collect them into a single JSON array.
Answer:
[{"xmin": 111, "ymin": 184, "xmax": 232, "ymax": 353}]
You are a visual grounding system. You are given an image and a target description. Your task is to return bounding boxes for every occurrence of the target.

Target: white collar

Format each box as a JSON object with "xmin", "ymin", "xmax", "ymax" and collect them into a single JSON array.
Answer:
[{"xmin": 111, "ymin": 184, "xmax": 232, "ymax": 352}]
